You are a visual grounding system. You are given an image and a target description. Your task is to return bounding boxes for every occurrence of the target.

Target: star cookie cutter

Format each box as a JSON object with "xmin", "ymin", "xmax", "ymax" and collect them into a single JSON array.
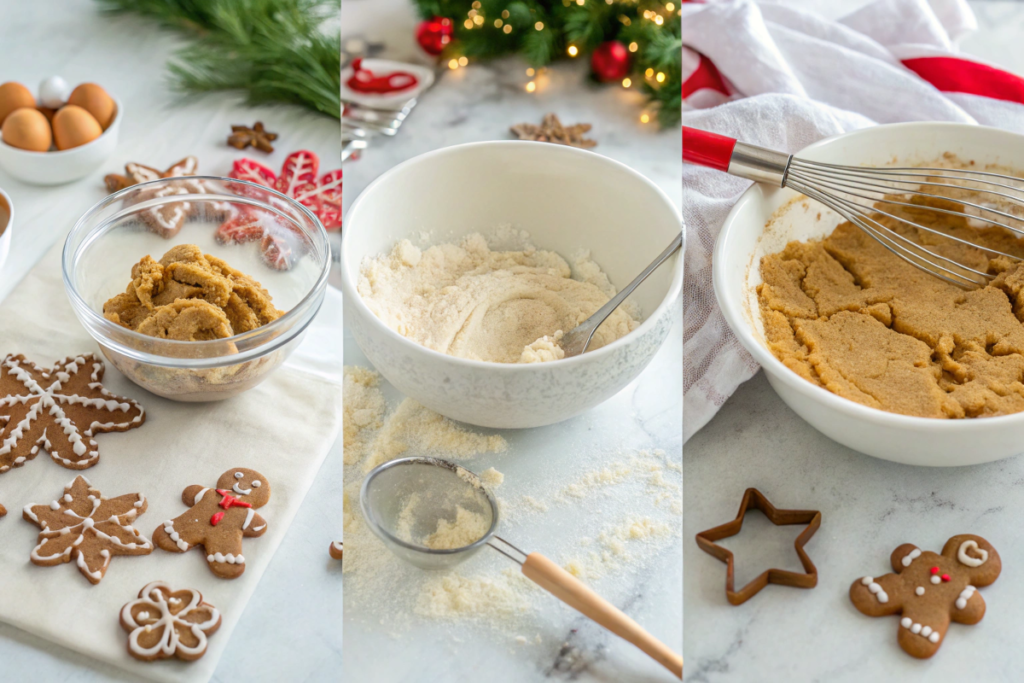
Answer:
[{"xmin": 695, "ymin": 488, "xmax": 821, "ymax": 605}]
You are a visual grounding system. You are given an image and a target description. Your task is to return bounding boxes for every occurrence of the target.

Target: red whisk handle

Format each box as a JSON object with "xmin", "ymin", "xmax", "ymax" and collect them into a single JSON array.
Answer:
[
  {"xmin": 683, "ymin": 126, "xmax": 792, "ymax": 186},
  {"xmin": 683, "ymin": 126, "xmax": 736, "ymax": 172}
]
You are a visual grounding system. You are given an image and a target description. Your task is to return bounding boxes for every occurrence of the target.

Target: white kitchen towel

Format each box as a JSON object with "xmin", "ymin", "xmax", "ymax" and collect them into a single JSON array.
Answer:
[
  {"xmin": 0, "ymin": 239, "xmax": 343, "ymax": 683},
  {"xmin": 682, "ymin": 0, "xmax": 1024, "ymax": 440}
]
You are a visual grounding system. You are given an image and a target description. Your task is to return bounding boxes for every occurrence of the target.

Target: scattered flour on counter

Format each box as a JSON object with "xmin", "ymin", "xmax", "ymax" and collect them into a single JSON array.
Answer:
[
  {"xmin": 415, "ymin": 569, "xmax": 537, "ymax": 620},
  {"xmin": 342, "ymin": 365, "xmax": 681, "ymax": 642},
  {"xmin": 480, "ymin": 467, "xmax": 504, "ymax": 489},
  {"xmin": 362, "ymin": 398, "xmax": 508, "ymax": 473}
]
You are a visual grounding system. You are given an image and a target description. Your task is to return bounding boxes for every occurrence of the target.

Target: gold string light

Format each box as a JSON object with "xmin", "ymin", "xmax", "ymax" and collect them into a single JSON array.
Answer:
[
  {"xmin": 622, "ymin": 77, "xmax": 631, "ymax": 88},
  {"xmin": 526, "ymin": 81, "xmax": 537, "ymax": 92},
  {"xmin": 567, "ymin": 45, "xmax": 579, "ymax": 57},
  {"xmin": 640, "ymin": 113, "xmax": 651, "ymax": 124}
]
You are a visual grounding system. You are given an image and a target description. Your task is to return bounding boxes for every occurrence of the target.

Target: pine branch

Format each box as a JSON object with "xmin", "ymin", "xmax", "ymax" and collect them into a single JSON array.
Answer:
[{"xmin": 95, "ymin": 0, "xmax": 341, "ymax": 119}]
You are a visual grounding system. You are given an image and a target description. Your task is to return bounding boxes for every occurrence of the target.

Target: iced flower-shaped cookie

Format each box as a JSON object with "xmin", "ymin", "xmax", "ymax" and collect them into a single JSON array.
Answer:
[
  {"xmin": 850, "ymin": 534, "xmax": 1000, "ymax": 658},
  {"xmin": 154, "ymin": 467, "xmax": 270, "ymax": 579},
  {"xmin": 0, "ymin": 354, "xmax": 145, "ymax": 474},
  {"xmin": 22, "ymin": 475, "xmax": 153, "ymax": 584},
  {"xmin": 120, "ymin": 581, "xmax": 222, "ymax": 662}
]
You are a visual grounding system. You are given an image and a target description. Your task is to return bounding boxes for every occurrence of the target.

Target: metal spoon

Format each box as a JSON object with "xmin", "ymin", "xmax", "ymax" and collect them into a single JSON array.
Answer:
[
  {"xmin": 560, "ymin": 231, "xmax": 683, "ymax": 358},
  {"xmin": 360, "ymin": 457, "xmax": 683, "ymax": 679}
]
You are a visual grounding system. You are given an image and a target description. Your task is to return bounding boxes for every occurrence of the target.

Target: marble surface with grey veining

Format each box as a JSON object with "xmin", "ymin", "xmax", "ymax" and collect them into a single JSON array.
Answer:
[{"xmin": 340, "ymin": 1, "xmax": 681, "ymax": 681}]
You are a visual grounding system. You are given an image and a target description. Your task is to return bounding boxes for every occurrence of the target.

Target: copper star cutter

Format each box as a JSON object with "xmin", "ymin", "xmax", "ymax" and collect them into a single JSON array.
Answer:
[{"xmin": 696, "ymin": 488, "xmax": 821, "ymax": 605}]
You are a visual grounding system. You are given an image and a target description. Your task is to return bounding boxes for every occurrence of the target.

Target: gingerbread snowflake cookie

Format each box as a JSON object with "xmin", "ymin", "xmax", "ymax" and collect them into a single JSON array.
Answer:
[
  {"xmin": 120, "ymin": 581, "xmax": 222, "ymax": 662},
  {"xmin": 23, "ymin": 475, "xmax": 153, "ymax": 584},
  {"xmin": 154, "ymin": 467, "xmax": 270, "ymax": 579},
  {"xmin": 850, "ymin": 534, "xmax": 1000, "ymax": 658},
  {"xmin": 0, "ymin": 354, "xmax": 145, "ymax": 475}
]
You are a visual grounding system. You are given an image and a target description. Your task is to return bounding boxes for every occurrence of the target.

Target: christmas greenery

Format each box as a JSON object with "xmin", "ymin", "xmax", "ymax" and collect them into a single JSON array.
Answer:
[
  {"xmin": 95, "ymin": 0, "xmax": 341, "ymax": 119},
  {"xmin": 414, "ymin": 0, "xmax": 682, "ymax": 127}
]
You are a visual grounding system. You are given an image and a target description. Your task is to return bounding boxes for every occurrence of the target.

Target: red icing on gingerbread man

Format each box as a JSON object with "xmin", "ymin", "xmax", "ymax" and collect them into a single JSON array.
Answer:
[{"xmin": 153, "ymin": 468, "xmax": 270, "ymax": 579}]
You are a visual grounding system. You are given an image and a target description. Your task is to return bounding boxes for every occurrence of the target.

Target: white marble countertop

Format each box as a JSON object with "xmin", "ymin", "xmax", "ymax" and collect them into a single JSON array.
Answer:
[
  {"xmin": 684, "ymin": 2, "xmax": 1024, "ymax": 681},
  {"xmin": 0, "ymin": 3, "xmax": 343, "ymax": 682},
  {"xmin": 340, "ymin": 1, "xmax": 681, "ymax": 680}
]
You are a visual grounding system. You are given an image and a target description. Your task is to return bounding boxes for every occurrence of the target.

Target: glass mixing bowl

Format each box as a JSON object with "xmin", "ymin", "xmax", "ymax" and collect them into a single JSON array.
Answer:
[{"xmin": 63, "ymin": 176, "xmax": 330, "ymax": 401}]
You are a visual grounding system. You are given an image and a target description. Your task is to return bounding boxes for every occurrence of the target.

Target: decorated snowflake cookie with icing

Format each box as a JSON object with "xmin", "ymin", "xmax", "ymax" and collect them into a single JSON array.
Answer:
[
  {"xmin": 850, "ymin": 534, "xmax": 1000, "ymax": 658},
  {"xmin": 0, "ymin": 354, "xmax": 146, "ymax": 474},
  {"xmin": 120, "ymin": 581, "xmax": 221, "ymax": 662},
  {"xmin": 153, "ymin": 467, "xmax": 270, "ymax": 579},
  {"xmin": 22, "ymin": 475, "xmax": 153, "ymax": 584}
]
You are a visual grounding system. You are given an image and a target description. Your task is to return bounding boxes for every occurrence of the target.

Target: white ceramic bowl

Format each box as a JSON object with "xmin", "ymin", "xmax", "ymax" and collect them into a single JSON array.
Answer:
[
  {"xmin": 0, "ymin": 186, "xmax": 11, "ymax": 271},
  {"xmin": 714, "ymin": 121, "xmax": 1024, "ymax": 467},
  {"xmin": 342, "ymin": 141, "xmax": 682, "ymax": 429},
  {"xmin": 0, "ymin": 98, "xmax": 122, "ymax": 185}
]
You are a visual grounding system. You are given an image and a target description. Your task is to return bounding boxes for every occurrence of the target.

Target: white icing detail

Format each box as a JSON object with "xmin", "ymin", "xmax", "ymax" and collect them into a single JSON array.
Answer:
[
  {"xmin": 252, "ymin": 480, "xmax": 261, "ymax": 488},
  {"xmin": 120, "ymin": 581, "xmax": 220, "ymax": 659},
  {"xmin": 243, "ymin": 508, "xmax": 255, "ymax": 530},
  {"xmin": 163, "ymin": 520, "xmax": 189, "ymax": 551},
  {"xmin": 232, "ymin": 483, "xmax": 252, "ymax": 496},
  {"xmin": 901, "ymin": 548, "xmax": 922, "ymax": 567},
  {"xmin": 958, "ymin": 540, "xmax": 988, "ymax": 568},
  {"xmin": 863, "ymin": 578, "xmax": 888, "ymax": 602},
  {"xmin": 901, "ymin": 617, "xmax": 912, "ymax": 628},
  {"xmin": 929, "ymin": 632, "xmax": 940, "ymax": 643},
  {"xmin": 956, "ymin": 585, "xmax": 976, "ymax": 610},
  {"xmin": 916, "ymin": 587, "xmax": 925, "ymax": 596},
  {"xmin": 931, "ymin": 575, "xmax": 941, "ymax": 584},
  {"xmin": 252, "ymin": 524, "xmax": 266, "ymax": 532},
  {"xmin": 193, "ymin": 487, "xmax": 209, "ymax": 504},
  {"xmin": 49, "ymin": 500, "xmax": 60, "ymax": 510},
  {"xmin": 206, "ymin": 552, "xmax": 245, "ymax": 564},
  {"xmin": 921, "ymin": 626, "xmax": 932, "ymax": 637},
  {"xmin": 0, "ymin": 355, "xmax": 141, "ymax": 469},
  {"xmin": 911, "ymin": 623, "xmax": 922, "ymax": 634}
]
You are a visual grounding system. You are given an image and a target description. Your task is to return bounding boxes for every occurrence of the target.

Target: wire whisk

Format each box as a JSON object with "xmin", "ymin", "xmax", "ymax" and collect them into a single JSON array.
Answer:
[{"xmin": 684, "ymin": 127, "xmax": 1024, "ymax": 288}]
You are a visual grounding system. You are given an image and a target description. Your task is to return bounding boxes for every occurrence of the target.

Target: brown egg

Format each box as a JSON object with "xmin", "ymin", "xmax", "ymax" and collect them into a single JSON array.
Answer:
[
  {"xmin": 37, "ymin": 106, "xmax": 56, "ymax": 123},
  {"xmin": 67, "ymin": 83, "xmax": 116, "ymax": 130},
  {"xmin": 0, "ymin": 82, "xmax": 36, "ymax": 126},
  {"xmin": 52, "ymin": 105, "xmax": 102, "ymax": 150},
  {"xmin": 2, "ymin": 108, "xmax": 52, "ymax": 152}
]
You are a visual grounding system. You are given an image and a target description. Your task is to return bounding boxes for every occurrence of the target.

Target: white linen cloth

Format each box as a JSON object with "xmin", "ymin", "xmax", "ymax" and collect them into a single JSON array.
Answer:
[
  {"xmin": 682, "ymin": 0, "xmax": 1024, "ymax": 440},
  {"xmin": 0, "ymin": 240, "xmax": 343, "ymax": 683}
]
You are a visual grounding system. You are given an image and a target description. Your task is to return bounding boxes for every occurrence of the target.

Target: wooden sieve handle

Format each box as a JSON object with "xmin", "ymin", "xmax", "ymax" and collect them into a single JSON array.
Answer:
[{"xmin": 521, "ymin": 552, "xmax": 682, "ymax": 679}]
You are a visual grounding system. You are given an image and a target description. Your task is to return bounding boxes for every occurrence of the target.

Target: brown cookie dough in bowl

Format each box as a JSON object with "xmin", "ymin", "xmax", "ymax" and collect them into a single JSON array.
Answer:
[
  {"xmin": 64, "ymin": 176, "xmax": 329, "ymax": 401},
  {"xmin": 713, "ymin": 122, "xmax": 1024, "ymax": 466}
]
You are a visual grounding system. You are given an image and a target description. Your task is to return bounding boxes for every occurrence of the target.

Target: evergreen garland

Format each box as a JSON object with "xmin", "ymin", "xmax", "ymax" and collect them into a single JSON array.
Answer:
[
  {"xmin": 414, "ymin": 0, "xmax": 681, "ymax": 127},
  {"xmin": 95, "ymin": 0, "xmax": 341, "ymax": 119}
]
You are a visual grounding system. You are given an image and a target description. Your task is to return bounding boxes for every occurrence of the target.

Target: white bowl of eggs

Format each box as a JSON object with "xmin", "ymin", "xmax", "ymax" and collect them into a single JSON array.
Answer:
[{"xmin": 0, "ymin": 78, "xmax": 121, "ymax": 186}]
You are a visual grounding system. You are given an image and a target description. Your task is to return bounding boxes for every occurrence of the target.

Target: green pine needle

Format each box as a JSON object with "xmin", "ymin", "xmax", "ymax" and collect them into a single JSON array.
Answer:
[{"xmin": 95, "ymin": 0, "xmax": 341, "ymax": 119}]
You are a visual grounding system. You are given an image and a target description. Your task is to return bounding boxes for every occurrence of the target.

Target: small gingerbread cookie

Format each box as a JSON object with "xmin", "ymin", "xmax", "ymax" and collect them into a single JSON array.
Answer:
[
  {"xmin": 0, "ymin": 504, "xmax": 6, "ymax": 517},
  {"xmin": 329, "ymin": 541, "xmax": 343, "ymax": 560},
  {"xmin": 23, "ymin": 475, "xmax": 153, "ymax": 584},
  {"xmin": 850, "ymin": 534, "xmax": 1001, "ymax": 658},
  {"xmin": 153, "ymin": 468, "xmax": 270, "ymax": 579},
  {"xmin": 0, "ymin": 354, "xmax": 146, "ymax": 475},
  {"xmin": 120, "ymin": 581, "xmax": 222, "ymax": 662}
]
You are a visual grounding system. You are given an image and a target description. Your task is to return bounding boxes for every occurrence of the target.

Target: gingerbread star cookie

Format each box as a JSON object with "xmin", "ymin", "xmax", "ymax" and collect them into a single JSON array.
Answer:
[
  {"xmin": 120, "ymin": 581, "xmax": 222, "ymax": 662},
  {"xmin": 154, "ymin": 467, "xmax": 270, "ymax": 579},
  {"xmin": 850, "ymin": 534, "xmax": 1001, "ymax": 658},
  {"xmin": 23, "ymin": 476, "xmax": 153, "ymax": 584},
  {"xmin": 0, "ymin": 354, "xmax": 145, "ymax": 474}
]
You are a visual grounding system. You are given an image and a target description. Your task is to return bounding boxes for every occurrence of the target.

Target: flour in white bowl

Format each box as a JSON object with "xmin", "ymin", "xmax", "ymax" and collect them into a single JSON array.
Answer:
[{"xmin": 357, "ymin": 231, "xmax": 639, "ymax": 363}]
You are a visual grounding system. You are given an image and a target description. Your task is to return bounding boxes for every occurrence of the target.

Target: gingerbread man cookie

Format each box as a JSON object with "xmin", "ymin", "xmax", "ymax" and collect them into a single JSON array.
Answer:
[
  {"xmin": 153, "ymin": 468, "xmax": 270, "ymax": 579},
  {"xmin": 850, "ymin": 534, "xmax": 1000, "ymax": 658},
  {"xmin": 120, "ymin": 581, "xmax": 221, "ymax": 662},
  {"xmin": 0, "ymin": 353, "xmax": 146, "ymax": 474}
]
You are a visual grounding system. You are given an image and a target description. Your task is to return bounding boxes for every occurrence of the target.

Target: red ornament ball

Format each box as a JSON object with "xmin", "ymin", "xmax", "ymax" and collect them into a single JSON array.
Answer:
[
  {"xmin": 591, "ymin": 41, "xmax": 631, "ymax": 82},
  {"xmin": 416, "ymin": 17, "xmax": 453, "ymax": 56}
]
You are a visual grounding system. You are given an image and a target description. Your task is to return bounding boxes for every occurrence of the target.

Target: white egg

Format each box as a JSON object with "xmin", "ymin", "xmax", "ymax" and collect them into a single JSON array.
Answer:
[{"xmin": 38, "ymin": 75, "xmax": 70, "ymax": 109}]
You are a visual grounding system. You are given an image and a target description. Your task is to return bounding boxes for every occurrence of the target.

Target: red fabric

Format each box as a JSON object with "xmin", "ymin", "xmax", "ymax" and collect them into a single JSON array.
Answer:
[
  {"xmin": 902, "ymin": 56, "xmax": 1024, "ymax": 106},
  {"xmin": 683, "ymin": 53, "xmax": 730, "ymax": 98}
]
